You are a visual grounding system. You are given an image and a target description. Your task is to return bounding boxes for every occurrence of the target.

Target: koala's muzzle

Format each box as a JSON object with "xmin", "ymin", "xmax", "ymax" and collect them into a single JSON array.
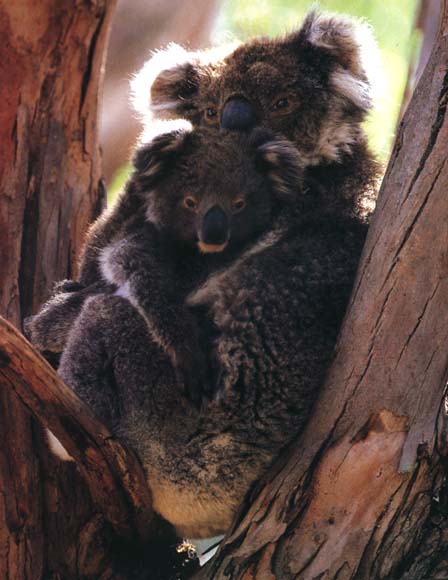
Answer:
[
  {"xmin": 199, "ymin": 205, "xmax": 229, "ymax": 253},
  {"xmin": 221, "ymin": 97, "xmax": 256, "ymax": 131}
]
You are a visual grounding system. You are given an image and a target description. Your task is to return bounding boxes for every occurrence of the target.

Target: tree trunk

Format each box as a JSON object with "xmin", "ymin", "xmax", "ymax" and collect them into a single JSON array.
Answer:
[
  {"xmin": 200, "ymin": 2, "xmax": 448, "ymax": 579},
  {"xmin": 0, "ymin": 1, "xmax": 138, "ymax": 577},
  {"xmin": 398, "ymin": 0, "xmax": 441, "ymax": 120}
]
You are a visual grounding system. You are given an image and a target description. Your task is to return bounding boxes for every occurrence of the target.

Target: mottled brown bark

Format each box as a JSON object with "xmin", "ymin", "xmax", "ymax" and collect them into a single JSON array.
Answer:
[
  {"xmin": 399, "ymin": 0, "xmax": 441, "ymax": 120},
  {"xmin": 200, "ymin": 3, "xmax": 448, "ymax": 579}
]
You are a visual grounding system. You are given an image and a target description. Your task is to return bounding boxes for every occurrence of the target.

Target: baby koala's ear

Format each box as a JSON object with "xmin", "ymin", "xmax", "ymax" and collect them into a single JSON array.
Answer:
[
  {"xmin": 252, "ymin": 129, "xmax": 304, "ymax": 201},
  {"xmin": 133, "ymin": 127, "xmax": 193, "ymax": 187},
  {"xmin": 291, "ymin": 10, "xmax": 378, "ymax": 112}
]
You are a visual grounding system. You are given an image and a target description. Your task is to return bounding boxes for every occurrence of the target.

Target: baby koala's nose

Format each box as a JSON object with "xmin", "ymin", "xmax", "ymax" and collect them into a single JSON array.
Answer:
[
  {"xmin": 201, "ymin": 205, "xmax": 229, "ymax": 245},
  {"xmin": 221, "ymin": 97, "xmax": 256, "ymax": 131}
]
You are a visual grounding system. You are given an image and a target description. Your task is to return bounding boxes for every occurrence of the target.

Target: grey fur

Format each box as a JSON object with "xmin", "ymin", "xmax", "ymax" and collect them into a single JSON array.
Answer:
[{"xmin": 56, "ymin": 127, "xmax": 366, "ymax": 538}]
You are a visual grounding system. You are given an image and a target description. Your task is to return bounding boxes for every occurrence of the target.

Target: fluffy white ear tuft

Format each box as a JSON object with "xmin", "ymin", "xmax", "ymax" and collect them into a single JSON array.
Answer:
[
  {"xmin": 46, "ymin": 429, "xmax": 74, "ymax": 462},
  {"xmin": 130, "ymin": 41, "xmax": 240, "ymax": 119},
  {"xmin": 130, "ymin": 43, "xmax": 194, "ymax": 119},
  {"xmin": 301, "ymin": 10, "xmax": 382, "ymax": 110},
  {"xmin": 331, "ymin": 69, "xmax": 372, "ymax": 110}
]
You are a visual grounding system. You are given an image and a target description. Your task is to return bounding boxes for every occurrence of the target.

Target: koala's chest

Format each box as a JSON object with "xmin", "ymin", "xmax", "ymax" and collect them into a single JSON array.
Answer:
[{"xmin": 168, "ymin": 254, "xmax": 226, "ymax": 299}]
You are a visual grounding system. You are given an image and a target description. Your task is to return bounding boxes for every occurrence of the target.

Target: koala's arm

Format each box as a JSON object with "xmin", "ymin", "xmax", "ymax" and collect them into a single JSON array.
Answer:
[
  {"xmin": 78, "ymin": 186, "xmax": 142, "ymax": 286},
  {"xmin": 24, "ymin": 182, "xmax": 142, "ymax": 356},
  {"xmin": 24, "ymin": 281, "xmax": 111, "ymax": 354},
  {"xmin": 99, "ymin": 231, "xmax": 214, "ymax": 405}
]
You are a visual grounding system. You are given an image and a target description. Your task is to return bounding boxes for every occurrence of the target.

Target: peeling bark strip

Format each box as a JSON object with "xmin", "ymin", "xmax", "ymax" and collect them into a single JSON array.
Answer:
[{"xmin": 201, "ymin": 2, "xmax": 448, "ymax": 579}]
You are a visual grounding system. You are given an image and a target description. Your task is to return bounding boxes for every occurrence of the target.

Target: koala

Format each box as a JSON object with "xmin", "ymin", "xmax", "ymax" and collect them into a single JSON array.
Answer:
[
  {"xmin": 93, "ymin": 127, "xmax": 304, "ymax": 404},
  {"xmin": 27, "ymin": 127, "xmax": 303, "ymax": 404},
  {"xmin": 49, "ymin": 123, "xmax": 368, "ymax": 539},
  {"xmin": 26, "ymin": 10, "xmax": 380, "ymax": 359},
  {"xmin": 25, "ymin": 9, "xmax": 379, "ymax": 537}
]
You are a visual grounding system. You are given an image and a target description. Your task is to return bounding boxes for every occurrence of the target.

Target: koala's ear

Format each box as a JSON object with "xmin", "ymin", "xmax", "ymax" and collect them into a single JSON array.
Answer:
[
  {"xmin": 292, "ymin": 10, "xmax": 379, "ymax": 111},
  {"xmin": 151, "ymin": 62, "xmax": 200, "ymax": 115},
  {"xmin": 131, "ymin": 43, "xmax": 239, "ymax": 121},
  {"xmin": 133, "ymin": 127, "xmax": 193, "ymax": 186},
  {"xmin": 252, "ymin": 129, "xmax": 304, "ymax": 201},
  {"xmin": 131, "ymin": 44, "xmax": 202, "ymax": 121}
]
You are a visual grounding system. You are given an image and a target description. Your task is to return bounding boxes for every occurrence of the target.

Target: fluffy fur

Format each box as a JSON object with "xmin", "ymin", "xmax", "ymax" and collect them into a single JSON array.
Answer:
[
  {"xmin": 26, "ymin": 9, "xmax": 380, "ymax": 357},
  {"xmin": 43, "ymin": 126, "xmax": 367, "ymax": 538}
]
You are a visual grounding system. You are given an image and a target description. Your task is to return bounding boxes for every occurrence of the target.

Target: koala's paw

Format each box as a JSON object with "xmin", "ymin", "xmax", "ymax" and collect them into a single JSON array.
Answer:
[
  {"xmin": 53, "ymin": 279, "xmax": 85, "ymax": 294},
  {"xmin": 175, "ymin": 343, "xmax": 219, "ymax": 411}
]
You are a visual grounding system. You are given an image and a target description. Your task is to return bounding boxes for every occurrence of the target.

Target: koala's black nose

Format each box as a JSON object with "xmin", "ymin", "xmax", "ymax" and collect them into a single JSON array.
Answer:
[
  {"xmin": 221, "ymin": 97, "xmax": 256, "ymax": 131},
  {"xmin": 201, "ymin": 205, "xmax": 229, "ymax": 245}
]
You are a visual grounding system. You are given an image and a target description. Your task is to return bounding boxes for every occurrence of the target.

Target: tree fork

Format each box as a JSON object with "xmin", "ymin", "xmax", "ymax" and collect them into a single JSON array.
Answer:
[{"xmin": 200, "ymin": 2, "xmax": 448, "ymax": 578}]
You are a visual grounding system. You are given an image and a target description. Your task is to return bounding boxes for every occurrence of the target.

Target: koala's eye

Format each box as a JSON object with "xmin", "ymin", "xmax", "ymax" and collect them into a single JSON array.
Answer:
[
  {"xmin": 233, "ymin": 199, "xmax": 246, "ymax": 212},
  {"xmin": 184, "ymin": 196, "xmax": 198, "ymax": 210},
  {"xmin": 205, "ymin": 106, "xmax": 218, "ymax": 122},
  {"xmin": 272, "ymin": 97, "xmax": 290, "ymax": 111}
]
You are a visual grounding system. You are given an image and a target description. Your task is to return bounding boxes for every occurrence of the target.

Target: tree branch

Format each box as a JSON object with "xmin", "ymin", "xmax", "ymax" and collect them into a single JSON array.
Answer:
[{"xmin": 0, "ymin": 315, "xmax": 155, "ymax": 541}]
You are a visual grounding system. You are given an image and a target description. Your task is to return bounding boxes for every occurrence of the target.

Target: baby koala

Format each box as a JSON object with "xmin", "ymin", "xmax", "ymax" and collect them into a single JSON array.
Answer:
[
  {"xmin": 95, "ymin": 127, "xmax": 304, "ymax": 404},
  {"xmin": 27, "ymin": 126, "xmax": 303, "ymax": 405}
]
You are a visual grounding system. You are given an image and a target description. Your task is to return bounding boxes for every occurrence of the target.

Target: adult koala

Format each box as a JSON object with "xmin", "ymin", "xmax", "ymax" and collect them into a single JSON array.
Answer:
[{"xmin": 135, "ymin": 9, "xmax": 380, "ymax": 199}]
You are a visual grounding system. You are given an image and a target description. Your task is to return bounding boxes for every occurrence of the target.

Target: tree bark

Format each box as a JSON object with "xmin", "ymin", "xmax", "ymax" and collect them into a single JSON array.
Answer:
[
  {"xmin": 200, "ymin": 2, "xmax": 448, "ymax": 579},
  {"xmin": 398, "ymin": 0, "xmax": 441, "ymax": 120},
  {"xmin": 0, "ymin": 1, "xmax": 123, "ymax": 577}
]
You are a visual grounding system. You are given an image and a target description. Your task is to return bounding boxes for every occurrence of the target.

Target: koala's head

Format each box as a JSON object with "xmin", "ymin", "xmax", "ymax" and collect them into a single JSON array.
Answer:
[
  {"xmin": 133, "ymin": 11, "xmax": 378, "ymax": 167},
  {"xmin": 132, "ymin": 127, "xmax": 303, "ymax": 254}
]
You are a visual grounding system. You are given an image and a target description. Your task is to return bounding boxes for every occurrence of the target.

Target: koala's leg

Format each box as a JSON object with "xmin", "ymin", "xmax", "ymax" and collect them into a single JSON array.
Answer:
[
  {"xmin": 58, "ymin": 294, "xmax": 148, "ymax": 424},
  {"xmin": 56, "ymin": 294, "xmax": 252, "ymax": 539},
  {"xmin": 24, "ymin": 281, "xmax": 110, "ymax": 355}
]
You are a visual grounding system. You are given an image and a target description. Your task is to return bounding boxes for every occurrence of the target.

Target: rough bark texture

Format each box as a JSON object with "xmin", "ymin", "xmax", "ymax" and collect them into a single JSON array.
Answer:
[
  {"xmin": 0, "ymin": 1, "xmax": 120, "ymax": 577},
  {"xmin": 399, "ymin": 0, "xmax": 441, "ymax": 120},
  {"xmin": 200, "ymin": 3, "xmax": 448, "ymax": 579}
]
